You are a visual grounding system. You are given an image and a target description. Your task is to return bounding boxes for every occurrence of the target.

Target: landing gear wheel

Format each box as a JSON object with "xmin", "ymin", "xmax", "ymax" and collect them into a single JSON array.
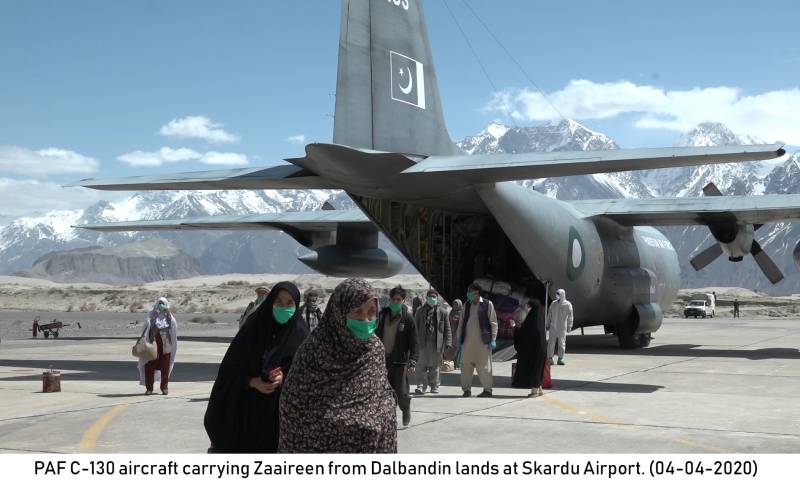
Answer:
[{"xmin": 637, "ymin": 332, "xmax": 652, "ymax": 348}]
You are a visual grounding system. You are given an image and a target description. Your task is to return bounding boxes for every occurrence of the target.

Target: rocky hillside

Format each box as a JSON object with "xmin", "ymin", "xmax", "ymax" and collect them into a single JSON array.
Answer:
[{"xmin": 15, "ymin": 239, "xmax": 203, "ymax": 284}]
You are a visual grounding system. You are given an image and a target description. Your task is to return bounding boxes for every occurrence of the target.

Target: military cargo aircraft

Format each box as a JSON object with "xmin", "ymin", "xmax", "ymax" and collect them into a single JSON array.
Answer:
[{"xmin": 75, "ymin": 0, "xmax": 797, "ymax": 348}]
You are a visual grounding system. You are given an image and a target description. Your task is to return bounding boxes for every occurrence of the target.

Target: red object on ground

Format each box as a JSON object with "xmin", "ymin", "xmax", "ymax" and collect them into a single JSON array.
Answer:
[{"xmin": 542, "ymin": 358, "xmax": 552, "ymax": 389}]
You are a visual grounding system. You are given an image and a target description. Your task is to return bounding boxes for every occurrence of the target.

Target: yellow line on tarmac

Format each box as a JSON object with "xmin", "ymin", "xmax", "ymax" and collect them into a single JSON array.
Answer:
[
  {"xmin": 541, "ymin": 395, "xmax": 728, "ymax": 453},
  {"xmin": 80, "ymin": 404, "xmax": 129, "ymax": 450}
]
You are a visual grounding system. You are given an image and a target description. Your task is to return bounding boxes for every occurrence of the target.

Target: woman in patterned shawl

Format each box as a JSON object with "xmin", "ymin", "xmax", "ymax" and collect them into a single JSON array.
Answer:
[{"xmin": 279, "ymin": 278, "xmax": 397, "ymax": 453}]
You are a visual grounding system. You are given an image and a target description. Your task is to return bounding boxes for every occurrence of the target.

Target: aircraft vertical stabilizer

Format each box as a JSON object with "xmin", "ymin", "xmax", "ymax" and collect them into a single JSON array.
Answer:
[{"xmin": 333, "ymin": 0, "xmax": 460, "ymax": 156}]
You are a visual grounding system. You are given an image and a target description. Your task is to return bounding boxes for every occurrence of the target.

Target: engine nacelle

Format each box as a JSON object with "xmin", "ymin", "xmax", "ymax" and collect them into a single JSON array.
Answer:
[
  {"xmin": 713, "ymin": 222, "xmax": 754, "ymax": 261},
  {"xmin": 298, "ymin": 245, "xmax": 404, "ymax": 278}
]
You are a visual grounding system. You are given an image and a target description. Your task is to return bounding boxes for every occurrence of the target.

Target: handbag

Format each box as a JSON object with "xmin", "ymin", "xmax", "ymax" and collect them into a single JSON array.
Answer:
[{"xmin": 132, "ymin": 324, "xmax": 158, "ymax": 361}]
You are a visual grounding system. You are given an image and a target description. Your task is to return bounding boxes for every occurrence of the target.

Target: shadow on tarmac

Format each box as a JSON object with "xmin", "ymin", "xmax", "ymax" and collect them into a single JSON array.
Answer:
[
  {"xmin": 0, "ymin": 360, "xmax": 220, "ymax": 382},
  {"xmin": 18, "ymin": 336, "xmax": 234, "ymax": 344},
  {"xmin": 565, "ymin": 334, "xmax": 800, "ymax": 360},
  {"xmin": 438, "ymin": 371, "xmax": 662, "ymax": 393}
]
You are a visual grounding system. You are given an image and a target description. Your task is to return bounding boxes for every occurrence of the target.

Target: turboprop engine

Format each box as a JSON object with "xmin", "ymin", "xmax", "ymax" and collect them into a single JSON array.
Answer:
[{"xmin": 690, "ymin": 183, "xmax": 783, "ymax": 284}]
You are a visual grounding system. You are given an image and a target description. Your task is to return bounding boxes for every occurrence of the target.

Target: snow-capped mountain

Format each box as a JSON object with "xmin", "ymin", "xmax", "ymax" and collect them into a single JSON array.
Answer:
[
  {"xmin": 0, "ymin": 189, "xmax": 338, "ymax": 275},
  {"xmin": 638, "ymin": 122, "xmax": 767, "ymax": 197},
  {"xmin": 457, "ymin": 119, "xmax": 658, "ymax": 199}
]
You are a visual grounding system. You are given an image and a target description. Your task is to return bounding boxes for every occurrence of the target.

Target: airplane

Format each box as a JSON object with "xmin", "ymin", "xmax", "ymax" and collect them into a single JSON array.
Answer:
[{"xmin": 73, "ymin": 0, "xmax": 798, "ymax": 349}]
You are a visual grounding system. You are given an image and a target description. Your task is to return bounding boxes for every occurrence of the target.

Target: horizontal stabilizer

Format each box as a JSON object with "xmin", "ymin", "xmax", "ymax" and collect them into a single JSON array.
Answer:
[
  {"xmin": 70, "ymin": 165, "xmax": 338, "ymax": 191},
  {"xmin": 75, "ymin": 209, "xmax": 372, "ymax": 248},
  {"xmin": 571, "ymin": 194, "xmax": 800, "ymax": 226},
  {"xmin": 403, "ymin": 144, "xmax": 785, "ymax": 182}
]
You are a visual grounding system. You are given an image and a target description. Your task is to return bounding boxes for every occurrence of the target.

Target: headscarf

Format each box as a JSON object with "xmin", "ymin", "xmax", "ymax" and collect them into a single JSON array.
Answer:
[
  {"xmin": 137, "ymin": 296, "xmax": 177, "ymax": 385},
  {"xmin": 279, "ymin": 278, "xmax": 397, "ymax": 453},
  {"xmin": 148, "ymin": 297, "xmax": 172, "ymax": 329},
  {"xmin": 204, "ymin": 281, "xmax": 308, "ymax": 453}
]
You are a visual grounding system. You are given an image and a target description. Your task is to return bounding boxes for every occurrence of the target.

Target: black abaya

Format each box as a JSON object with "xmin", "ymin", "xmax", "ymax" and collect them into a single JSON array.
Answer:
[
  {"xmin": 512, "ymin": 304, "xmax": 546, "ymax": 389},
  {"xmin": 204, "ymin": 281, "xmax": 308, "ymax": 453}
]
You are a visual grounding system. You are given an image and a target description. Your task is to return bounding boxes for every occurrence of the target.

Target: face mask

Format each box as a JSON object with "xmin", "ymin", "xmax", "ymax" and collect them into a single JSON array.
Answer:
[
  {"xmin": 467, "ymin": 291, "xmax": 477, "ymax": 302},
  {"xmin": 273, "ymin": 306, "xmax": 296, "ymax": 324},
  {"xmin": 346, "ymin": 318, "xmax": 377, "ymax": 340},
  {"xmin": 389, "ymin": 303, "xmax": 403, "ymax": 313},
  {"xmin": 256, "ymin": 295, "xmax": 266, "ymax": 305},
  {"xmin": 158, "ymin": 304, "xmax": 167, "ymax": 312},
  {"xmin": 427, "ymin": 297, "xmax": 437, "ymax": 306}
]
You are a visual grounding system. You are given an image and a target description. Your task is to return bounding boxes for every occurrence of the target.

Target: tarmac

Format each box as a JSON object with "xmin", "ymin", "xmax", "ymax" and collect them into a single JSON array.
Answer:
[{"xmin": 0, "ymin": 316, "xmax": 798, "ymax": 453}]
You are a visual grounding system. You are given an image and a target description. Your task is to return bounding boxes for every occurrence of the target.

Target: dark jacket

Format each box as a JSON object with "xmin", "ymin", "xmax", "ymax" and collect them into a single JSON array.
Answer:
[
  {"xmin": 376, "ymin": 306, "xmax": 419, "ymax": 366},
  {"xmin": 461, "ymin": 300, "xmax": 493, "ymax": 344},
  {"xmin": 299, "ymin": 303, "xmax": 322, "ymax": 332},
  {"xmin": 414, "ymin": 303, "xmax": 452, "ymax": 353}
]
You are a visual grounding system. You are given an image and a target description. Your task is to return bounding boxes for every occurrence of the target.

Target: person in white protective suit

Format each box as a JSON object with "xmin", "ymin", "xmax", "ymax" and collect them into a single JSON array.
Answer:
[{"xmin": 546, "ymin": 289, "xmax": 573, "ymax": 366}]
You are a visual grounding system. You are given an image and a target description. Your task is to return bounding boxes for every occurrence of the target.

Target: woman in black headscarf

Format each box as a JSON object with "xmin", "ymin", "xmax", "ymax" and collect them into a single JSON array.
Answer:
[
  {"xmin": 204, "ymin": 281, "xmax": 308, "ymax": 453},
  {"xmin": 512, "ymin": 299, "xmax": 547, "ymax": 397},
  {"xmin": 279, "ymin": 278, "xmax": 397, "ymax": 453}
]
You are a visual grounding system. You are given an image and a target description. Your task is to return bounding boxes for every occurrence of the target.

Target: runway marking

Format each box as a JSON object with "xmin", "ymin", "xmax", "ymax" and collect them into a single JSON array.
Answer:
[
  {"xmin": 541, "ymin": 394, "xmax": 729, "ymax": 453},
  {"xmin": 79, "ymin": 404, "xmax": 128, "ymax": 450}
]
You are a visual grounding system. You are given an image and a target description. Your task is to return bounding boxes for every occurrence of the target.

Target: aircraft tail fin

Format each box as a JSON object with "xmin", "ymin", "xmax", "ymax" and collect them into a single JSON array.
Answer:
[{"xmin": 333, "ymin": 0, "xmax": 460, "ymax": 156}]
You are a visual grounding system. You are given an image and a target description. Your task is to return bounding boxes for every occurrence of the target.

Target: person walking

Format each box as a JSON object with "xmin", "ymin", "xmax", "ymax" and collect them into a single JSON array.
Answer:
[
  {"xmin": 279, "ymin": 278, "xmax": 397, "ymax": 453},
  {"xmin": 138, "ymin": 297, "xmax": 178, "ymax": 396},
  {"xmin": 299, "ymin": 289, "xmax": 323, "ymax": 332},
  {"xmin": 455, "ymin": 283, "xmax": 498, "ymax": 398},
  {"xmin": 547, "ymin": 289, "xmax": 573, "ymax": 366},
  {"xmin": 447, "ymin": 299, "xmax": 463, "ymax": 363},
  {"xmin": 512, "ymin": 299, "xmax": 547, "ymax": 397},
  {"xmin": 204, "ymin": 282, "xmax": 308, "ymax": 453},
  {"xmin": 413, "ymin": 289, "xmax": 452, "ymax": 395},
  {"xmin": 239, "ymin": 286, "xmax": 269, "ymax": 329},
  {"xmin": 733, "ymin": 299, "xmax": 740, "ymax": 318},
  {"xmin": 376, "ymin": 285, "xmax": 418, "ymax": 426}
]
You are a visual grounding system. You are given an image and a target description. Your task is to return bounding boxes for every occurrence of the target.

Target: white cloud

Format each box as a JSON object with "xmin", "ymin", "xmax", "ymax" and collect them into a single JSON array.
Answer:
[
  {"xmin": 486, "ymin": 81, "xmax": 800, "ymax": 145},
  {"xmin": 0, "ymin": 178, "xmax": 125, "ymax": 218},
  {"xmin": 286, "ymin": 134, "xmax": 307, "ymax": 145},
  {"xmin": 200, "ymin": 151, "xmax": 249, "ymax": 166},
  {"xmin": 159, "ymin": 115, "xmax": 240, "ymax": 144},
  {"xmin": 117, "ymin": 147, "xmax": 201, "ymax": 167},
  {"xmin": 117, "ymin": 147, "xmax": 249, "ymax": 167},
  {"xmin": 0, "ymin": 145, "xmax": 99, "ymax": 177}
]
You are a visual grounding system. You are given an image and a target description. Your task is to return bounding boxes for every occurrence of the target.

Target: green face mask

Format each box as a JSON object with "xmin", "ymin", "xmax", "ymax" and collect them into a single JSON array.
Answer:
[
  {"xmin": 346, "ymin": 318, "xmax": 377, "ymax": 340},
  {"xmin": 427, "ymin": 297, "xmax": 437, "ymax": 306},
  {"xmin": 273, "ymin": 306, "xmax": 296, "ymax": 324},
  {"xmin": 389, "ymin": 303, "xmax": 403, "ymax": 313},
  {"xmin": 467, "ymin": 291, "xmax": 477, "ymax": 302}
]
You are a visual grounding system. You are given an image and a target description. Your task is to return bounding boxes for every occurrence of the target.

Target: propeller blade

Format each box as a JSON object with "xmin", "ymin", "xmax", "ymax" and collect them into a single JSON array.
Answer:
[
  {"xmin": 750, "ymin": 240, "xmax": 784, "ymax": 284},
  {"xmin": 702, "ymin": 182, "xmax": 723, "ymax": 197},
  {"xmin": 690, "ymin": 243, "xmax": 723, "ymax": 271}
]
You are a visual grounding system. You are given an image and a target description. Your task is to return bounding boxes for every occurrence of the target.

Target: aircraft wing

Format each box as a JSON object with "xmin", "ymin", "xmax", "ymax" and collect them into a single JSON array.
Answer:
[
  {"xmin": 75, "ymin": 209, "xmax": 372, "ymax": 247},
  {"xmin": 402, "ymin": 144, "xmax": 785, "ymax": 182},
  {"xmin": 70, "ymin": 164, "xmax": 338, "ymax": 191},
  {"xmin": 570, "ymin": 195, "xmax": 800, "ymax": 226}
]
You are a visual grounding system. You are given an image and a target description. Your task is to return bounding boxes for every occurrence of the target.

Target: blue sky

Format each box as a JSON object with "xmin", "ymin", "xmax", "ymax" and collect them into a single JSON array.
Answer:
[{"xmin": 1, "ymin": 0, "xmax": 798, "ymax": 216}]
